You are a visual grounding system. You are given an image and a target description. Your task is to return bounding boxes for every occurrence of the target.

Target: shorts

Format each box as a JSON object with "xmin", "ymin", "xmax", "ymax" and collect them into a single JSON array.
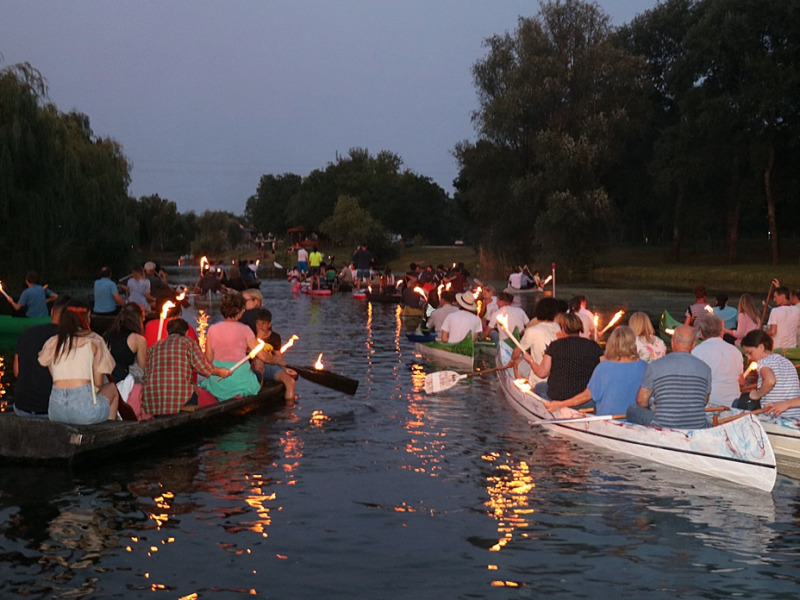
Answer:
[
  {"xmin": 49, "ymin": 384, "xmax": 110, "ymax": 424},
  {"xmin": 262, "ymin": 363, "xmax": 284, "ymax": 381},
  {"xmin": 356, "ymin": 269, "xmax": 371, "ymax": 279},
  {"xmin": 297, "ymin": 261, "xmax": 308, "ymax": 274},
  {"xmin": 309, "ymin": 266, "xmax": 321, "ymax": 277}
]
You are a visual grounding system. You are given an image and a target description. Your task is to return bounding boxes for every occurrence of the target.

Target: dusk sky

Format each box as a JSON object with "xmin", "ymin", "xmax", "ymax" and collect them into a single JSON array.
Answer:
[{"xmin": 3, "ymin": 1, "xmax": 659, "ymax": 215}]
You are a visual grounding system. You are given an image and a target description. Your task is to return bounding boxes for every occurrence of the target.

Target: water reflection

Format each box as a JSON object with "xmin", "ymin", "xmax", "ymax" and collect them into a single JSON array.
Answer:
[{"xmin": 0, "ymin": 281, "xmax": 799, "ymax": 598}]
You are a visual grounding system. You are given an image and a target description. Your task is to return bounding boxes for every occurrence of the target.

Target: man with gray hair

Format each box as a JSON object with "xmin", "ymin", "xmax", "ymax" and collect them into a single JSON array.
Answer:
[
  {"xmin": 691, "ymin": 313, "xmax": 744, "ymax": 407},
  {"xmin": 627, "ymin": 325, "xmax": 712, "ymax": 428}
]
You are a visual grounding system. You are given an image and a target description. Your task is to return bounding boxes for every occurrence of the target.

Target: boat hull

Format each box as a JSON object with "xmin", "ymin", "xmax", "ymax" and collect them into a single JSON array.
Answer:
[
  {"xmin": 414, "ymin": 342, "xmax": 473, "ymax": 370},
  {"xmin": 495, "ymin": 343, "xmax": 776, "ymax": 491},
  {"xmin": 0, "ymin": 384, "xmax": 285, "ymax": 463}
]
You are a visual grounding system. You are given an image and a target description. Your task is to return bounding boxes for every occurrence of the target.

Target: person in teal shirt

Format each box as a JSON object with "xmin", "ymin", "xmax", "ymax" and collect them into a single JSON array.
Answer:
[
  {"xmin": 6, "ymin": 271, "xmax": 56, "ymax": 318},
  {"xmin": 713, "ymin": 293, "xmax": 738, "ymax": 330},
  {"xmin": 93, "ymin": 267, "xmax": 125, "ymax": 315}
]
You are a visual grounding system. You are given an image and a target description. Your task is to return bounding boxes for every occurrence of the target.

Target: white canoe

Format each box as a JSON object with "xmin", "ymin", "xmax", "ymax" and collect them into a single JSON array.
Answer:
[
  {"xmin": 414, "ymin": 342, "xmax": 474, "ymax": 370},
  {"xmin": 495, "ymin": 343, "xmax": 776, "ymax": 491},
  {"xmin": 714, "ymin": 408, "xmax": 800, "ymax": 462}
]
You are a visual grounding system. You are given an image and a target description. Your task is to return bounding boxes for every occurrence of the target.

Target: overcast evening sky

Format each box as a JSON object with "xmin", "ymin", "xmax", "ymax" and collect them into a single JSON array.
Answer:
[{"xmin": 2, "ymin": 1, "xmax": 659, "ymax": 215}]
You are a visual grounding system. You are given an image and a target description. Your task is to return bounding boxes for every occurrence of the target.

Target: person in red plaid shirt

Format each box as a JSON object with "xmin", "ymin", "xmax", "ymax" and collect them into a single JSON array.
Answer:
[{"xmin": 142, "ymin": 318, "xmax": 230, "ymax": 415}]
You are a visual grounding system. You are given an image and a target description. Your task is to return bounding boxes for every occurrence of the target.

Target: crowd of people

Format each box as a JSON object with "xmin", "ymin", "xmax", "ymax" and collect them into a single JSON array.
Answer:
[
  {"xmin": 416, "ymin": 272, "xmax": 800, "ymax": 426},
  {"xmin": 9, "ymin": 253, "xmax": 800, "ymax": 431},
  {"xmin": 11, "ymin": 267, "xmax": 297, "ymax": 424}
]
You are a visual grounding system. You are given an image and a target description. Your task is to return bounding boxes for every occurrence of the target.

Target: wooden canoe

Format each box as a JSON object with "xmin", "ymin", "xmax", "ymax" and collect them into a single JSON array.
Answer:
[
  {"xmin": 414, "ymin": 336, "xmax": 474, "ymax": 370},
  {"xmin": 495, "ymin": 343, "xmax": 776, "ymax": 491},
  {"xmin": 0, "ymin": 383, "xmax": 286, "ymax": 464}
]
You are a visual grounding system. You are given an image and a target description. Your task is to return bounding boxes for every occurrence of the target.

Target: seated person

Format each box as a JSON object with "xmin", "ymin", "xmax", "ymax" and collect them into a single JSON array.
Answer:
[
  {"xmin": 38, "ymin": 300, "xmax": 120, "ymax": 423},
  {"xmin": 738, "ymin": 329, "xmax": 800, "ymax": 414},
  {"xmin": 13, "ymin": 295, "xmax": 71, "ymax": 417},
  {"xmin": 524, "ymin": 312, "xmax": 603, "ymax": 403},
  {"xmin": 627, "ymin": 325, "xmax": 711, "ymax": 429},
  {"xmin": 199, "ymin": 292, "xmax": 262, "ymax": 400},
  {"xmin": 250, "ymin": 308, "xmax": 297, "ymax": 403},
  {"xmin": 544, "ymin": 326, "xmax": 645, "ymax": 416},
  {"xmin": 93, "ymin": 267, "xmax": 125, "ymax": 316},
  {"xmin": 426, "ymin": 290, "xmax": 459, "ymax": 335},
  {"xmin": 240, "ymin": 289, "xmax": 264, "ymax": 333},
  {"xmin": 104, "ymin": 303, "xmax": 148, "ymax": 383},
  {"xmin": 142, "ymin": 318, "xmax": 230, "ymax": 415}
]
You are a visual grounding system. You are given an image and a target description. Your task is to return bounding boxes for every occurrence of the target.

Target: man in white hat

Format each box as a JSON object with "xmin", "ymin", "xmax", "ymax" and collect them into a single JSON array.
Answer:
[{"xmin": 441, "ymin": 291, "xmax": 483, "ymax": 344}]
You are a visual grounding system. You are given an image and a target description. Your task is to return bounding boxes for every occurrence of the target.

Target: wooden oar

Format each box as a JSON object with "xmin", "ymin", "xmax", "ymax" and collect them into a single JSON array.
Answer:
[
  {"xmin": 760, "ymin": 280, "xmax": 775, "ymax": 329},
  {"xmin": 424, "ymin": 364, "xmax": 513, "ymax": 394},
  {"xmin": 532, "ymin": 413, "xmax": 626, "ymax": 425},
  {"xmin": 286, "ymin": 364, "xmax": 359, "ymax": 395},
  {"xmin": 714, "ymin": 407, "xmax": 767, "ymax": 426}
]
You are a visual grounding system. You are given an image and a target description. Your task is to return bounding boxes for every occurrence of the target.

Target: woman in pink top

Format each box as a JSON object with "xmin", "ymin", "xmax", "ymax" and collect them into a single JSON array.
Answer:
[
  {"xmin": 199, "ymin": 293, "xmax": 261, "ymax": 400},
  {"xmin": 725, "ymin": 293, "xmax": 761, "ymax": 346}
]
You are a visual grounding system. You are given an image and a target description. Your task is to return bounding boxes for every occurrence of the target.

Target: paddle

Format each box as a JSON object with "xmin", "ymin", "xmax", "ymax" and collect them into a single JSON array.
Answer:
[
  {"xmin": 531, "ymin": 413, "xmax": 626, "ymax": 425},
  {"xmin": 286, "ymin": 364, "xmax": 359, "ymax": 395},
  {"xmin": 424, "ymin": 364, "xmax": 513, "ymax": 394},
  {"xmin": 714, "ymin": 407, "xmax": 767, "ymax": 426},
  {"xmin": 760, "ymin": 280, "xmax": 776, "ymax": 329}
]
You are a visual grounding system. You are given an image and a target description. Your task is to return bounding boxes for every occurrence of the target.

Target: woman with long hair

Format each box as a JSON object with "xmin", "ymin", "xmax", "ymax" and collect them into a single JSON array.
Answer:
[
  {"xmin": 543, "ymin": 326, "xmax": 646, "ymax": 416},
  {"xmin": 629, "ymin": 312, "xmax": 667, "ymax": 363},
  {"xmin": 725, "ymin": 293, "xmax": 761, "ymax": 346},
  {"xmin": 38, "ymin": 300, "xmax": 119, "ymax": 423},
  {"xmin": 104, "ymin": 302, "xmax": 147, "ymax": 383}
]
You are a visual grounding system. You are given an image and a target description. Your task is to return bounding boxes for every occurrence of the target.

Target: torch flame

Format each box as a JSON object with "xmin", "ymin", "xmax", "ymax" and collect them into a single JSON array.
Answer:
[
  {"xmin": 513, "ymin": 378, "xmax": 533, "ymax": 394},
  {"xmin": 175, "ymin": 291, "xmax": 186, "ymax": 302},
  {"xmin": 160, "ymin": 301, "xmax": 175, "ymax": 321},
  {"xmin": 280, "ymin": 335, "xmax": 299, "ymax": 354},
  {"xmin": 664, "ymin": 328, "xmax": 675, "ymax": 336},
  {"xmin": 495, "ymin": 313, "xmax": 509, "ymax": 331},
  {"xmin": 542, "ymin": 275, "xmax": 553, "ymax": 285},
  {"xmin": 593, "ymin": 314, "xmax": 599, "ymax": 328},
  {"xmin": 248, "ymin": 339, "xmax": 266, "ymax": 359},
  {"xmin": 600, "ymin": 310, "xmax": 624, "ymax": 335},
  {"xmin": 368, "ymin": 285, "xmax": 372, "ymax": 294},
  {"xmin": 413, "ymin": 286, "xmax": 427, "ymax": 300},
  {"xmin": 744, "ymin": 361, "xmax": 758, "ymax": 377},
  {"xmin": 314, "ymin": 353, "xmax": 324, "ymax": 370},
  {"xmin": 445, "ymin": 282, "xmax": 452, "ymax": 291},
  {"xmin": 704, "ymin": 305, "xmax": 714, "ymax": 313},
  {"xmin": 200, "ymin": 256, "xmax": 208, "ymax": 271}
]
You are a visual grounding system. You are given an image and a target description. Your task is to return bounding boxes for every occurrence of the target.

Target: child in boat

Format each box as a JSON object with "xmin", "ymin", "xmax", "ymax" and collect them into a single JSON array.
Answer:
[{"xmin": 738, "ymin": 330, "xmax": 800, "ymax": 416}]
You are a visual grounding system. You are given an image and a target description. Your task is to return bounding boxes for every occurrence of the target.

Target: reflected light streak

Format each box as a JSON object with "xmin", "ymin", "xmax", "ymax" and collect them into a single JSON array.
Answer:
[
  {"xmin": 481, "ymin": 450, "xmax": 534, "ymax": 590},
  {"xmin": 0, "ymin": 354, "xmax": 7, "ymax": 411},
  {"xmin": 196, "ymin": 310, "xmax": 209, "ymax": 352}
]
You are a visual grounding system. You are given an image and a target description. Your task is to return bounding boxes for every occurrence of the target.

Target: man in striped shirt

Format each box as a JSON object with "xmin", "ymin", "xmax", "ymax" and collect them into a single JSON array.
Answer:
[{"xmin": 626, "ymin": 325, "xmax": 711, "ymax": 429}]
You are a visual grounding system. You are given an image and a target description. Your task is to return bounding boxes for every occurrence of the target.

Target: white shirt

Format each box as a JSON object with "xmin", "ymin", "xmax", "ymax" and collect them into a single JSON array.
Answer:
[
  {"xmin": 427, "ymin": 304, "xmax": 459, "ymax": 334},
  {"xmin": 768, "ymin": 305, "xmax": 800, "ymax": 349},
  {"xmin": 297, "ymin": 248, "xmax": 308, "ymax": 262},
  {"xmin": 441, "ymin": 310, "xmax": 482, "ymax": 344},
  {"xmin": 483, "ymin": 297, "xmax": 499, "ymax": 323},
  {"xmin": 488, "ymin": 305, "xmax": 529, "ymax": 340},
  {"xmin": 508, "ymin": 272, "xmax": 522, "ymax": 289},
  {"xmin": 691, "ymin": 336, "xmax": 744, "ymax": 407},
  {"xmin": 518, "ymin": 321, "xmax": 560, "ymax": 384},
  {"xmin": 577, "ymin": 307, "xmax": 597, "ymax": 340}
]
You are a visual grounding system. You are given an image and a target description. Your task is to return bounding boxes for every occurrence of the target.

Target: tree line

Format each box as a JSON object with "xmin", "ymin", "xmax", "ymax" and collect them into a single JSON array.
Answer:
[
  {"xmin": 3, "ymin": 0, "xmax": 798, "ymax": 283},
  {"xmin": 455, "ymin": 0, "xmax": 800, "ymax": 271}
]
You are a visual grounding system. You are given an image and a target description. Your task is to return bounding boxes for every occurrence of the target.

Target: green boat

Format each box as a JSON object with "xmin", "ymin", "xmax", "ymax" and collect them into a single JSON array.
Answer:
[{"xmin": 0, "ymin": 315, "xmax": 51, "ymax": 349}]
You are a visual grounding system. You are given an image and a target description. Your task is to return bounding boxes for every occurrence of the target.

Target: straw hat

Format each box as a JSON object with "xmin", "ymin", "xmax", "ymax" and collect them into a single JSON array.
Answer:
[{"xmin": 455, "ymin": 290, "xmax": 478, "ymax": 313}]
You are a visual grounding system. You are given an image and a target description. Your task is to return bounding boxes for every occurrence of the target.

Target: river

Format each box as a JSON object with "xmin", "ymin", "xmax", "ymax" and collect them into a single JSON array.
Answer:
[{"xmin": 0, "ymin": 278, "xmax": 798, "ymax": 599}]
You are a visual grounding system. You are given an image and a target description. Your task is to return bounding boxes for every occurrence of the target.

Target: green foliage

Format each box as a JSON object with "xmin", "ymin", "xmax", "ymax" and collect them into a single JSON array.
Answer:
[
  {"xmin": 191, "ymin": 210, "xmax": 244, "ymax": 256},
  {"xmin": 318, "ymin": 195, "xmax": 396, "ymax": 260},
  {"xmin": 245, "ymin": 173, "xmax": 302, "ymax": 236},
  {"xmin": 0, "ymin": 62, "xmax": 136, "ymax": 281},
  {"xmin": 458, "ymin": 0, "xmax": 647, "ymax": 269}
]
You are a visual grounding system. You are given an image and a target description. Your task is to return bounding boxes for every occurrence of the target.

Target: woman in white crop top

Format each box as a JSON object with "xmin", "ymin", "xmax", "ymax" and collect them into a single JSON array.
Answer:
[{"xmin": 38, "ymin": 303, "xmax": 119, "ymax": 423}]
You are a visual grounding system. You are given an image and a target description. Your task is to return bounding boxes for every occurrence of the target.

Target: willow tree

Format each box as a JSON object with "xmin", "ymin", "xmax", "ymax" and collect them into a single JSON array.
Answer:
[
  {"xmin": 456, "ymin": 0, "xmax": 648, "ymax": 271},
  {"xmin": 0, "ymin": 62, "xmax": 135, "ymax": 281}
]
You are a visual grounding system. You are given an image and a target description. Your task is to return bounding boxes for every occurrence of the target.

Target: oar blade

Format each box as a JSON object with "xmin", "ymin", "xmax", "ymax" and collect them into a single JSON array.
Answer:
[
  {"xmin": 288, "ymin": 365, "xmax": 359, "ymax": 395},
  {"xmin": 424, "ymin": 371, "xmax": 464, "ymax": 394}
]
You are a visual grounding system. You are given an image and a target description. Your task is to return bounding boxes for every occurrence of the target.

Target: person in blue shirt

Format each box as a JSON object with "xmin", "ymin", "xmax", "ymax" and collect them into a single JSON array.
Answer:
[
  {"xmin": 6, "ymin": 271, "xmax": 57, "ymax": 318},
  {"xmin": 713, "ymin": 293, "xmax": 738, "ymax": 331},
  {"xmin": 93, "ymin": 267, "xmax": 125, "ymax": 315}
]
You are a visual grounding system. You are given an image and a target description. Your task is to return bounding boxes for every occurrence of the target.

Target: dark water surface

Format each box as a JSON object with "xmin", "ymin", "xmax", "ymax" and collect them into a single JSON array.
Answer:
[{"xmin": 1, "ymin": 279, "xmax": 799, "ymax": 599}]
